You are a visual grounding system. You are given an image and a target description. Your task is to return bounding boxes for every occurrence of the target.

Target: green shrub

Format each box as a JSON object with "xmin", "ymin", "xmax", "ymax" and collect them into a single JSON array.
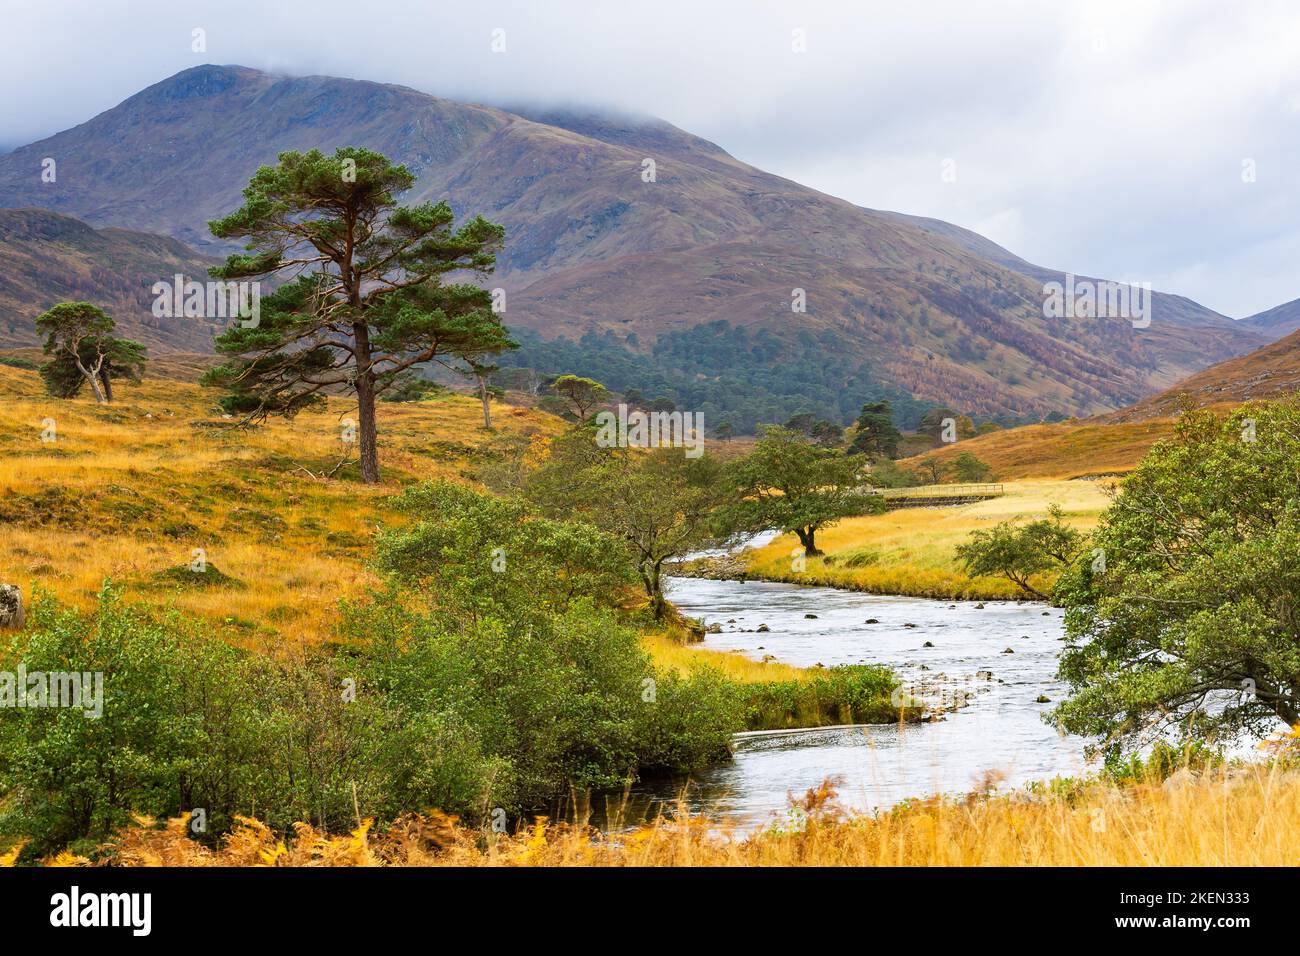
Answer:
[
  {"xmin": 0, "ymin": 583, "xmax": 746, "ymax": 857},
  {"xmin": 742, "ymin": 665, "xmax": 903, "ymax": 730}
]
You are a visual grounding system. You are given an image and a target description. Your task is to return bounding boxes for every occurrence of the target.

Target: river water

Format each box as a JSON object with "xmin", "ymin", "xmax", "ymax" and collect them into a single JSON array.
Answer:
[{"xmin": 607, "ymin": 575, "xmax": 1095, "ymax": 831}]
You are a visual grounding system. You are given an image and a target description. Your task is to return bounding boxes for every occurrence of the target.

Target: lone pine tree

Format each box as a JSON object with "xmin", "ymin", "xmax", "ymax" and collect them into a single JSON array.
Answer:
[
  {"xmin": 204, "ymin": 147, "xmax": 511, "ymax": 482},
  {"xmin": 34, "ymin": 302, "xmax": 143, "ymax": 405}
]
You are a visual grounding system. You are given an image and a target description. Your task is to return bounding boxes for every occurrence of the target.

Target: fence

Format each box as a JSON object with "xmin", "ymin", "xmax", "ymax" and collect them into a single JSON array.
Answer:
[{"xmin": 875, "ymin": 483, "xmax": 1004, "ymax": 499}]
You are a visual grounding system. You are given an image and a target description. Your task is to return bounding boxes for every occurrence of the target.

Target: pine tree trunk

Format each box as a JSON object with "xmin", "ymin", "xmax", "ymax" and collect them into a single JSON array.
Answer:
[
  {"xmin": 477, "ymin": 373, "xmax": 492, "ymax": 429},
  {"xmin": 100, "ymin": 368, "xmax": 113, "ymax": 404},
  {"xmin": 352, "ymin": 323, "xmax": 381, "ymax": 484},
  {"xmin": 81, "ymin": 366, "xmax": 107, "ymax": 404}
]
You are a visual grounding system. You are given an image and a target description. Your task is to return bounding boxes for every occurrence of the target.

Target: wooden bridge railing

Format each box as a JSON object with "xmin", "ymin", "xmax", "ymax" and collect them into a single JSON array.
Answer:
[{"xmin": 873, "ymin": 482, "xmax": 1005, "ymax": 499}]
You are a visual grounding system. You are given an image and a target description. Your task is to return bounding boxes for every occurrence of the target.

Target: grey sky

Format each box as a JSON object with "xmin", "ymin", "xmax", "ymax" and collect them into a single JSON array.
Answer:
[{"xmin": 4, "ymin": 0, "xmax": 1299, "ymax": 317}]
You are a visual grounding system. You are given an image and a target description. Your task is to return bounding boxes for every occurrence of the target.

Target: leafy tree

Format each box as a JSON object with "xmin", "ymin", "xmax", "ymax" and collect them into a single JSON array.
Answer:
[
  {"xmin": 460, "ymin": 355, "xmax": 505, "ymax": 429},
  {"xmin": 915, "ymin": 456, "xmax": 948, "ymax": 485},
  {"xmin": 810, "ymin": 420, "xmax": 843, "ymax": 447},
  {"xmin": 1054, "ymin": 403, "xmax": 1300, "ymax": 753},
  {"xmin": 784, "ymin": 411, "xmax": 817, "ymax": 435},
  {"xmin": 849, "ymin": 400, "xmax": 901, "ymax": 458},
  {"xmin": 724, "ymin": 425, "xmax": 876, "ymax": 556},
  {"xmin": 34, "ymin": 302, "xmax": 138, "ymax": 405},
  {"xmin": 918, "ymin": 406, "xmax": 974, "ymax": 444},
  {"xmin": 375, "ymin": 480, "xmax": 633, "ymax": 621},
  {"xmin": 524, "ymin": 432, "xmax": 730, "ymax": 619},
  {"xmin": 39, "ymin": 335, "xmax": 146, "ymax": 402},
  {"xmin": 955, "ymin": 504, "xmax": 1083, "ymax": 600},
  {"xmin": 714, "ymin": 421, "xmax": 735, "ymax": 443},
  {"xmin": 951, "ymin": 450, "xmax": 993, "ymax": 482},
  {"xmin": 550, "ymin": 374, "xmax": 608, "ymax": 422},
  {"xmin": 867, "ymin": 457, "xmax": 921, "ymax": 489},
  {"xmin": 203, "ymin": 147, "xmax": 510, "ymax": 483}
]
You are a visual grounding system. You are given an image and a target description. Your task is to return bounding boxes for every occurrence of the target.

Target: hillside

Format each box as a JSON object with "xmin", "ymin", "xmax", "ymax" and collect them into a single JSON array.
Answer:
[
  {"xmin": 0, "ymin": 208, "xmax": 221, "ymax": 351},
  {"xmin": 0, "ymin": 362, "xmax": 561, "ymax": 647},
  {"xmin": 0, "ymin": 65, "xmax": 1271, "ymax": 423},
  {"xmin": 898, "ymin": 418, "xmax": 1175, "ymax": 479},
  {"xmin": 1241, "ymin": 296, "xmax": 1300, "ymax": 338},
  {"xmin": 1103, "ymin": 326, "xmax": 1300, "ymax": 423}
]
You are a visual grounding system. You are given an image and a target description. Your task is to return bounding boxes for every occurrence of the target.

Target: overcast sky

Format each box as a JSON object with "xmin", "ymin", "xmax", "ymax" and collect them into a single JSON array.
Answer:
[{"xmin": 4, "ymin": 0, "xmax": 1299, "ymax": 317}]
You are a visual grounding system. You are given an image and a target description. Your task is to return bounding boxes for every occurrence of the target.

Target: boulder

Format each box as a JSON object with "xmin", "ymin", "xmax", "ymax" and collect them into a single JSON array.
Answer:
[{"xmin": 0, "ymin": 584, "xmax": 24, "ymax": 629}]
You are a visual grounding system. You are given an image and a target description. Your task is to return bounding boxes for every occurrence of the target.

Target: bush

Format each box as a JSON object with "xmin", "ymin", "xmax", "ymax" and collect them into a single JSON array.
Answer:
[
  {"xmin": 1054, "ymin": 401, "xmax": 1300, "ymax": 753},
  {"xmin": 742, "ymin": 666, "xmax": 902, "ymax": 730},
  {"xmin": 0, "ymin": 585, "xmax": 745, "ymax": 857},
  {"xmin": 376, "ymin": 480, "xmax": 634, "ymax": 619}
]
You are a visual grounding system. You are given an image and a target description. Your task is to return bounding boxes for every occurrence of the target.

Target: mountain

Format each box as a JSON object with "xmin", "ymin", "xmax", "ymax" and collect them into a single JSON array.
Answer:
[
  {"xmin": 0, "ymin": 65, "xmax": 1272, "ymax": 423},
  {"xmin": 0, "ymin": 208, "xmax": 222, "ymax": 351},
  {"xmin": 1240, "ymin": 297, "xmax": 1300, "ymax": 339},
  {"xmin": 1103, "ymin": 326, "xmax": 1300, "ymax": 423}
]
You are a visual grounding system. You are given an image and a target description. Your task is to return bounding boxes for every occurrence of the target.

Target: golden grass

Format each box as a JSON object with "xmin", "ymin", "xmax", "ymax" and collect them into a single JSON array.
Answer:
[
  {"xmin": 0, "ymin": 364, "xmax": 560, "ymax": 648},
  {"xmin": 741, "ymin": 479, "xmax": 1113, "ymax": 600},
  {"xmin": 44, "ymin": 764, "xmax": 1300, "ymax": 866},
  {"xmin": 902, "ymin": 418, "xmax": 1174, "ymax": 480},
  {"xmin": 642, "ymin": 632, "xmax": 812, "ymax": 683},
  {"xmin": 0, "ymin": 364, "xmax": 804, "ymax": 683}
]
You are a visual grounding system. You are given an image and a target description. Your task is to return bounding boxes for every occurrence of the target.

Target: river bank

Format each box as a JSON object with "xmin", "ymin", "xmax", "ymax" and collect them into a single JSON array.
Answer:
[
  {"xmin": 677, "ymin": 479, "xmax": 1111, "ymax": 601},
  {"xmin": 614, "ymin": 575, "xmax": 1089, "ymax": 831}
]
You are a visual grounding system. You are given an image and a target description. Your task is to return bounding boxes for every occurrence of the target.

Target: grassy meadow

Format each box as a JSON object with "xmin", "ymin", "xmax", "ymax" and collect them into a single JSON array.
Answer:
[
  {"xmin": 737, "ymin": 478, "xmax": 1114, "ymax": 599},
  {"xmin": 0, "ymin": 361, "xmax": 563, "ymax": 652}
]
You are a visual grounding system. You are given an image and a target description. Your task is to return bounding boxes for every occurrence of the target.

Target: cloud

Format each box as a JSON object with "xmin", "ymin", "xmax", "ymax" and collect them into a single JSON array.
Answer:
[{"xmin": 4, "ymin": 0, "xmax": 1299, "ymax": 315}]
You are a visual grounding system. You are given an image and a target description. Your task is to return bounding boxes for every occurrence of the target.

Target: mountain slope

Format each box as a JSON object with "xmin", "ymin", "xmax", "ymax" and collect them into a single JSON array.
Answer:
[
  {"xmin": 0, "ymin": 64, "xmax": 1270, "ymax": 420},
  {"xmin": 1103, "ymin": 326, "xmax": 1300, "ymax": 423},
  {"xmin": 878, "ymin": 210, "xmax": 1256, "ymax": 334},
  {"xmin": 0, "ymin": 208, "xmax": 222, "ymax": 351},
  {"xmin": 1240, "ymin": 297, "xmax": 1300, "ymax": 338}
]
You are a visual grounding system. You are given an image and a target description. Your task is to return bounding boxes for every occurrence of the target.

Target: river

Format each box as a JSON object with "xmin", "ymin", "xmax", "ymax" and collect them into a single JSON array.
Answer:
[{"xmin": 602, "ymin": 574, "xmax": 1095, "ymax": 832}]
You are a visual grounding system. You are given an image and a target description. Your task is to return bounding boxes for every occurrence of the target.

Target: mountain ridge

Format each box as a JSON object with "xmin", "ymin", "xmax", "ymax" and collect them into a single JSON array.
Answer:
[
  {"xmin": 0, "ymin": 64, "xmax": 1276, "ymax": 420},
  {"xmin": 0, "ymin": 207, "xmax": 222, "ymax": 352}
]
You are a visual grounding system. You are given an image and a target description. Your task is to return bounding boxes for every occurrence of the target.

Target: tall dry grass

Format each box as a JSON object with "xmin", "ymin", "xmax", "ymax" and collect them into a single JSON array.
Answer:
[
  {"xmin": 0, "ymin": 365, "xmax": 560, "ymax": 647},
  {"xmin": 899, "ymin": 418, "xmax": 1175, "ymax": 480},
  {"xmin": 24, "ymin": 765, "xmax": 1299, "ymax": 867}
]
